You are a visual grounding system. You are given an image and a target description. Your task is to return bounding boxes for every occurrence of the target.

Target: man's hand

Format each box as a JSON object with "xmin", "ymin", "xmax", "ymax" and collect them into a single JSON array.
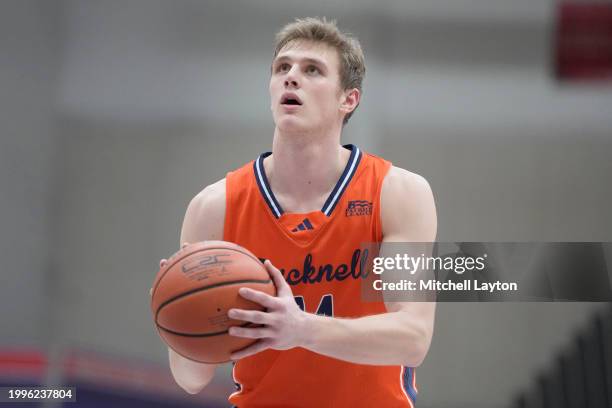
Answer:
[
  {"xmin": 228, "ymin": 260, "xmax": 308, "ymax": 360},
  {"xmin": 151, "ymin": 242, "xmax": 190, "ymax": 296}
]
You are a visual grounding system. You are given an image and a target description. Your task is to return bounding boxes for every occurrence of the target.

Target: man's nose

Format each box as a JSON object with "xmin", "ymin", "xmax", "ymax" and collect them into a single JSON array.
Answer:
[
  {"xmin": 285, "ymin": 78, "xmax": 298, "ymax": 88},
  {"xmin": 284, "ymin": 67, "xmax": 300, "ymax": 88}
]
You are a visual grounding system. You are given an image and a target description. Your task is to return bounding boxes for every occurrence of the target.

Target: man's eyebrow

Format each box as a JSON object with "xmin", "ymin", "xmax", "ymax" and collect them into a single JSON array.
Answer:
[{"xmin": 272, "ymin": 55, "xmax": 327, "ymax": 68}]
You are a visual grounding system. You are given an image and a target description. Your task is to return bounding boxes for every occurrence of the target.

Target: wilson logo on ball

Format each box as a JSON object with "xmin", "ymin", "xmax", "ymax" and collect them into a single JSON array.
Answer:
[{"xmin": 182, "ymin": 253, "xmax": 232, "ymax": 274}]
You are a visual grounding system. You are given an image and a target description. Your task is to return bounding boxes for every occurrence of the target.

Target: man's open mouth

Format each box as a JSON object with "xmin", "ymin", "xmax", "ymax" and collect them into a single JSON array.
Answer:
[{"xmin": 281, "ymin": 93, "xmax": 303, "ymax": 106}]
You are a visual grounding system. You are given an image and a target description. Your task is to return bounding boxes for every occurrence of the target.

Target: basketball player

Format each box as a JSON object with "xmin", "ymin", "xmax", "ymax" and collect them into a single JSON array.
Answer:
[{"xmin": 161, "ymin": 17, "xmax": 436, "ymax": 407}]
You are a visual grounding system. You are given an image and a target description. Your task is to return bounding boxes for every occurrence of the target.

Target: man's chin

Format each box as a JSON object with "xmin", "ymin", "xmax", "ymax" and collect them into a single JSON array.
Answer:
[{"xmin": 276, "ymin": 117, "xmax": 311, "ymax": 133}]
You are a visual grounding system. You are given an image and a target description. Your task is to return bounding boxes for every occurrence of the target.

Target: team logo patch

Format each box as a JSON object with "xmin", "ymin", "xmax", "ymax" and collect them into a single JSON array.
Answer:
[{"xmin": 345, "ymin": 200, "xmax": 372, "ymax": 217}]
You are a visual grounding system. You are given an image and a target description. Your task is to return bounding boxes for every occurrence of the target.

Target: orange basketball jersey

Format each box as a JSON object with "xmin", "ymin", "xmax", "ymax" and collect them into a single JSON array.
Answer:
[{"xmin": 224, "ymin": 145, "xmax": 418, "ymax": 408}]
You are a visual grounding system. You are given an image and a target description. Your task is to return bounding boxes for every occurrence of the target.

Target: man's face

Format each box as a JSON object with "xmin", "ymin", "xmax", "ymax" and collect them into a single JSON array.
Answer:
[{"xmin": 269, "ymin": 40, "xmax": 346, "ymax": 132}]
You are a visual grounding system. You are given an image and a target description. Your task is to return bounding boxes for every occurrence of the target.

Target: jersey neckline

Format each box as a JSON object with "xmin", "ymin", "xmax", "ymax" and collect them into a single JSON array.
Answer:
[{"xmin": 253, "ymin": 144, "xmax": 363, "ymax": 219}]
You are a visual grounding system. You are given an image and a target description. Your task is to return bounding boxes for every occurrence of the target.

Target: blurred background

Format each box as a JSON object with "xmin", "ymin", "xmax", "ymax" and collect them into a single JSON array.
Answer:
[{"xmin": 1, "ymin": 0, "xmax": 611, "ymax": 407}]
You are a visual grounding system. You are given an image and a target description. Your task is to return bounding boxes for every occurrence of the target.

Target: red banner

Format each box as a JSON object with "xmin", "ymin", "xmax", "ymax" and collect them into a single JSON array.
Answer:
[{"xmin": 556, "ymin": 2, "xmax": 612, "ymax": 80}]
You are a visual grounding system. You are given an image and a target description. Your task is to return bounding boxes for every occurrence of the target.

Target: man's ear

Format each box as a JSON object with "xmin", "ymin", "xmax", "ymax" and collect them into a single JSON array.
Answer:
[{"xmin": 340, "ymin": 88, "xmax": 360, "ymax": 115}]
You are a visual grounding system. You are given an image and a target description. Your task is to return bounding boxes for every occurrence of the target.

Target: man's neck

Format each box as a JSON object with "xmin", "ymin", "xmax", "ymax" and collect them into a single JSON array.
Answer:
[{"xmin": 264, "ymin": 127, "xmax": 351, "ymax": 213}]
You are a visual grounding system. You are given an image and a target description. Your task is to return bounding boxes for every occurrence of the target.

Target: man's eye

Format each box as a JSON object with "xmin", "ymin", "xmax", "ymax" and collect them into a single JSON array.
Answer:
[
  {"xmin": 277, "ymin": 63, "xmax": 290, "ymax": 72},
  {"xmin": 306, "ymin": 65, "xmax": 320, "ymax": 74}
]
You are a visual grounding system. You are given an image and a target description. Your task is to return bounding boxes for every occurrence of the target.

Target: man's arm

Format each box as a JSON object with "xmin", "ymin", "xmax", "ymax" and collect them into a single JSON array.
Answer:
[
  {"xmin": 229, "ymin": 166, "xmax": 437, "ymax": 367},
  {"xmin": 166, "ymin": 178, "xmax": 226, "ymax": 394}
]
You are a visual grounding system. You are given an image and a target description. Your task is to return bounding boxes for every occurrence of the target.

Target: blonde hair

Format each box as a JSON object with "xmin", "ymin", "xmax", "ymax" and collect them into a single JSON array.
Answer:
[{"xmin": 273, "ymin": 17, "xmax": 365, "ymax": 124}]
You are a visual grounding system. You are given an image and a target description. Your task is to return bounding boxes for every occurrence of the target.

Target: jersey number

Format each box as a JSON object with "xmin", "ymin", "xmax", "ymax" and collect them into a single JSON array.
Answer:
[{"xmin": 294, "ymin": 294, "xmax": 334, "ymax": 316}]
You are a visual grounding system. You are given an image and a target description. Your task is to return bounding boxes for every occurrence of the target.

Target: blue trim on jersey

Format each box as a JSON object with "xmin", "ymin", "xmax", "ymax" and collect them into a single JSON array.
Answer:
[
  {"xmin": 253, "ymin": 145, "xmax": 362, "ymax": 218},
  {"xmin": 232, "ymin": 361, "xmax": 241, "ymax": 392},
  {"xmin": 321, "ymin": 145, "xmax": 362, "ymax": 216},
  {"xmin": 253, "ymin": 153, "xmax": 283, "ymax": 218},
  {"xmin": 403, "ymin": 366, "xmax": 417, "ymax": 404}
]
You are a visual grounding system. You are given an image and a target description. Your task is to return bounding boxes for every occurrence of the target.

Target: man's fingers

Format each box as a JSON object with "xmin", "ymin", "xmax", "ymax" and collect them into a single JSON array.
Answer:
[
  {"xmin": 228, "ymin": 326, "xmax": 272, "ymax": 339},
  {"xmin": 160, "ymin": 241, "xmax": 189, "ymax": 269},
  {"xmin": 238, "ymin": 288, "xmax": 281, "ymax": 309},
  {"xmin": 264, "ymin": 260, "xmax": 291, "ymax": 297},
  {"xmin": 156, "ymin": 244, "xmax": 189, "ymax": 296},
  {"xmin": 228, "ymin": 309, "xmax": 273, "ymax": 325}
]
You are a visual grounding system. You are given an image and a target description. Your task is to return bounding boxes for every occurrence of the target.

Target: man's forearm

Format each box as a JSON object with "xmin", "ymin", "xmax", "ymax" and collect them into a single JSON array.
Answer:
[{"xmin": 300, "ymin": 311, "xmax": 430, "ymax": 366}]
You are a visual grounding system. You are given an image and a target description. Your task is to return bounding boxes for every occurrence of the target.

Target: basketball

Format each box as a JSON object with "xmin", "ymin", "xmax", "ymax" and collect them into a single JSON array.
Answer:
[{"xmin": 151, "ymin": 241, "xmax": 276, "ymax": 363}]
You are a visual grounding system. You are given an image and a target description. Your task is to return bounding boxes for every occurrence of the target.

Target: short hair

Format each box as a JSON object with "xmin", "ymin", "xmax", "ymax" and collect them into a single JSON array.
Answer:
[{"xmin": 273, "ymin": 17, "xmax": 365, "ymax": 125}]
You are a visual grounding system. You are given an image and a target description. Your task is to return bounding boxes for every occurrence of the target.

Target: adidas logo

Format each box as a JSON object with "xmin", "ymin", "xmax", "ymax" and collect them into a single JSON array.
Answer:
[{"xmin": 291, "ymin": 218, "xmax": 314, "ymax": 232}]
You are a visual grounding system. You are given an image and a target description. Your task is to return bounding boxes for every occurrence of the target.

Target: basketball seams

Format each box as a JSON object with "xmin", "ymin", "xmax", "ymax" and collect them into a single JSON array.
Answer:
[
  {"xmin": 156, "ymin": 320, "xmax": 263, "ymax": 364},
  {"xmin": 157, "ymin": 320, "xmax": 257, "ymax": 338},
  {"xmin": 151, "ymin": 244, "xmax": 268, "ymax": 303},
  {"xmin": 154, "ymin": 278, "xmax": 273, "ymax": 320},
  {"xmin": 156, "ymin": 325, "xmax": 251, "ymax": 364}
]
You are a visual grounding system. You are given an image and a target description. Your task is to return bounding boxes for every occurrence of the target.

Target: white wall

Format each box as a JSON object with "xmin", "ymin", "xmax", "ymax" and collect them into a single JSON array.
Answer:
[{"xmin": 0, "ymin": 0, "xmax": 60, "ymax": 347}]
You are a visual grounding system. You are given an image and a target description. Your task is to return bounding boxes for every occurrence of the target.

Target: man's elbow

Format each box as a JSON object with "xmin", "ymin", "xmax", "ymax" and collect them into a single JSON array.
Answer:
[
  {"xmin": 180, "ymin": 382, "xmax": 206, "ymax": 395},
  {"xmin": 403, "ymin": 328, "xmax": 433, "ymax": 367},
  {"xmin": 169, "ymin": 359, "xmax": 215, "ymax": 395},
  {"xmin": 405, "ymin": 348, "xmax": 427, "ymax": 368},
  {"xmin": 168, "ymin": 348, "xmax": 217, "ymax": 395},
  {"xmin": 174, "ymin": 375, "xmax": 212, "ymax": 395}
]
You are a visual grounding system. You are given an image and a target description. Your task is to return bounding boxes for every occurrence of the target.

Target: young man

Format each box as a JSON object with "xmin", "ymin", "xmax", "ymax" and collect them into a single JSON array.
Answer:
[{"xmin": 165, "ymin": 17, "xmax": 436, "ymax": 407}]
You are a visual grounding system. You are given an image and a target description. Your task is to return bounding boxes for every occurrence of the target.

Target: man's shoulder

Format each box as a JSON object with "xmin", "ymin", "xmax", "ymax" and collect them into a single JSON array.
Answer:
[
  {"xmin": 191, "ymin": 178, "xmax": 226, "ymax": 212},
  {"xmin": 380, "ymin": 165, "xmax": 437, "ymax": 241},
  {"xmin": 382, "ymin": 166, "xmax": 432, "ymax": 198},
  {"xmin": 182, "ymin": 178, "xmax": 227, "ymax": 241}
]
